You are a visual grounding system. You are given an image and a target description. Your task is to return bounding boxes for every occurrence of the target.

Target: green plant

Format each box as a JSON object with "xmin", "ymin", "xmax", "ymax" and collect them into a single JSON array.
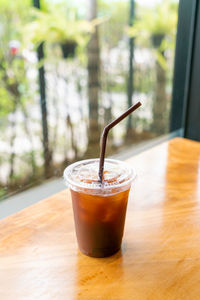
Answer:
[
  {"xmin": 0, "ymin": 0, "xmax": 38, "ymax": 189},
  {"xmin": 127, "ymin": 0, "xmax": 178, "ymax": 68},
  {"xmin": 0, "ymin": 0, "xmax": 31, "ymax": 112},
  {"xmin": 23, "ymin": 4, "xmax": 100, "ymax": 52},
  {"xmin": 128, "ymin": 0, "xmax": 178, "ymax": 44},
  {"xmin": 127, "ymin": 1, "xmax": 177, "ymax": 58},
  {"xmin": 126, "ymin": 0, "xmax": 178, "ymax": 135}
]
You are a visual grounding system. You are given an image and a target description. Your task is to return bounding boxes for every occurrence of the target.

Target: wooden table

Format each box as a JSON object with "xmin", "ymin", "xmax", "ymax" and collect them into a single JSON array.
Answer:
[{"xmin": 1, "ymin": 137, "xmax": 200, "ymax": 300}]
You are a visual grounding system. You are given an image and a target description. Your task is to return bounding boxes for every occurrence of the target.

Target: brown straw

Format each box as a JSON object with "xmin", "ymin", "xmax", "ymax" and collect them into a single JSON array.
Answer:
[{"xmin": 98, "ymin": 101, "xmax": 142, "ymax": 183}]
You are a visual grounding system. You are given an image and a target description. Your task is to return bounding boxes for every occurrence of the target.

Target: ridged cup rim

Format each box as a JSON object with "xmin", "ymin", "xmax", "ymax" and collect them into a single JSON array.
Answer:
[{"xmin": 63, "ymin": 158, "xmax": 136, "ymax": 191}]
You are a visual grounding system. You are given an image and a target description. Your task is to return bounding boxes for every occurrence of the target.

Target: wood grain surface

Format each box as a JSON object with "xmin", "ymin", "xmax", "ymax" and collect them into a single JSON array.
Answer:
[{"xmin": 0, "ymin": 137, "xmax": 200, "ymax": 300}]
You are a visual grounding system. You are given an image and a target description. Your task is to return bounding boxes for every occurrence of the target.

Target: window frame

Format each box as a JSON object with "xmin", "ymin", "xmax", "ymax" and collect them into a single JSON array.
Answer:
[{"xmin": 170, "ymin": 0, "xmax": 199, "ymax": 141}]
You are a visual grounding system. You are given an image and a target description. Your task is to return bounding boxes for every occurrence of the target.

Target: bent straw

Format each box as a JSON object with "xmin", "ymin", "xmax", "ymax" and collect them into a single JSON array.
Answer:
[{"xmin": 98, "ymin": 101, "xmax": 142, "ymax": 183}]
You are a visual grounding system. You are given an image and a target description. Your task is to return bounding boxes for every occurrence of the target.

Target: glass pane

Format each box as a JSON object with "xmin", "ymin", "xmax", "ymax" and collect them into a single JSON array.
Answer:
[{"xmin": 0, "ymin": 0, "xmax": 179, "ymax": 202}]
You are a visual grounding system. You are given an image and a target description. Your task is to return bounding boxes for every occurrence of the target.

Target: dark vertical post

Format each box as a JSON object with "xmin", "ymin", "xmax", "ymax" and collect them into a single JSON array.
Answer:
[
  {"xmin": 86, "ymin": 0, "xmax": 101, "ymax": 157},
  {"xmin": 33, "ymin": 0, "xmax": 51, "ymax": 178},
  {"xmin": 127, "ymin": 0, "xmax": 135, "ymax": 133},
  {"xmin": 184, "ymin": 0, "xmax": 200, "ymax": 141},
  {"xmin": 170, "ymin": 0, "xmax": 197, "ymax": 132}
]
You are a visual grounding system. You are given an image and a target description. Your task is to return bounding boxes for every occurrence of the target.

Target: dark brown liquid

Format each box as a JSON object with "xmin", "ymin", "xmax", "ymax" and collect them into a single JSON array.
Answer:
[{"xmin": 70, "ymin": 188, "xmax": 130, "ymax": 257}]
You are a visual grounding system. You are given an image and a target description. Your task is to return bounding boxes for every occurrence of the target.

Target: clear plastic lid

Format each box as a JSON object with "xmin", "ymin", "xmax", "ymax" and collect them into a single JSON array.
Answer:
[{"xmin": 63, "ymin": 158, "xmax": 136, "ymax": 195}]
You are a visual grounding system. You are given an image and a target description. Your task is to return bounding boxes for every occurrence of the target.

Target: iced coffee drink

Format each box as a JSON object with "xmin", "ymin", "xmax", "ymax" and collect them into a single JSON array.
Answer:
[{"xmin": 64, "ymin": 158, "xmax": 135, "ymax": 258}]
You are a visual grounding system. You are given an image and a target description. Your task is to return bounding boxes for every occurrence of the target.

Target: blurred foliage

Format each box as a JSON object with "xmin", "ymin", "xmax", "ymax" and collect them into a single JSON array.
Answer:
[
  {"xmin": 127, "ymin": 0, "xmax": 178, "ymax": 71},
  {"xmin": 127, "ymin": 0, "xmax": 178, "ymax": 92},
  {"xmin": 98, "ymin": 0, "xmax": 128, "ymax": 48},
  {"xmin": 23, "ymin": 2, "xmax": 104, "ymax": 51},
  {"xmin": 128, "ymin": 0, "xmax": 178, "ymax": 43},
  {"xmin": 0, "ymin": 0, "xmax": 179, "ymax": 199},
  {"xmin": 0, "ymin": 0, "xmax": 32, "ymax": 117}
]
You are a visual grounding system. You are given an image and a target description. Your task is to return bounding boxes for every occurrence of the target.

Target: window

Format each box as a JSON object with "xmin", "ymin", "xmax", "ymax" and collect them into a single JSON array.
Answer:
[{"xmin": 0, "ymin": 0, "xmax": 180, "ymax": 202}]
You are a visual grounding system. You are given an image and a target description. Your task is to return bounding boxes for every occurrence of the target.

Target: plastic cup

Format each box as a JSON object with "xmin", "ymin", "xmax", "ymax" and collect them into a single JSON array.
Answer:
[{"xmin": 63, "ymin": 158, "xmax": 136, "ymax": 258}]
